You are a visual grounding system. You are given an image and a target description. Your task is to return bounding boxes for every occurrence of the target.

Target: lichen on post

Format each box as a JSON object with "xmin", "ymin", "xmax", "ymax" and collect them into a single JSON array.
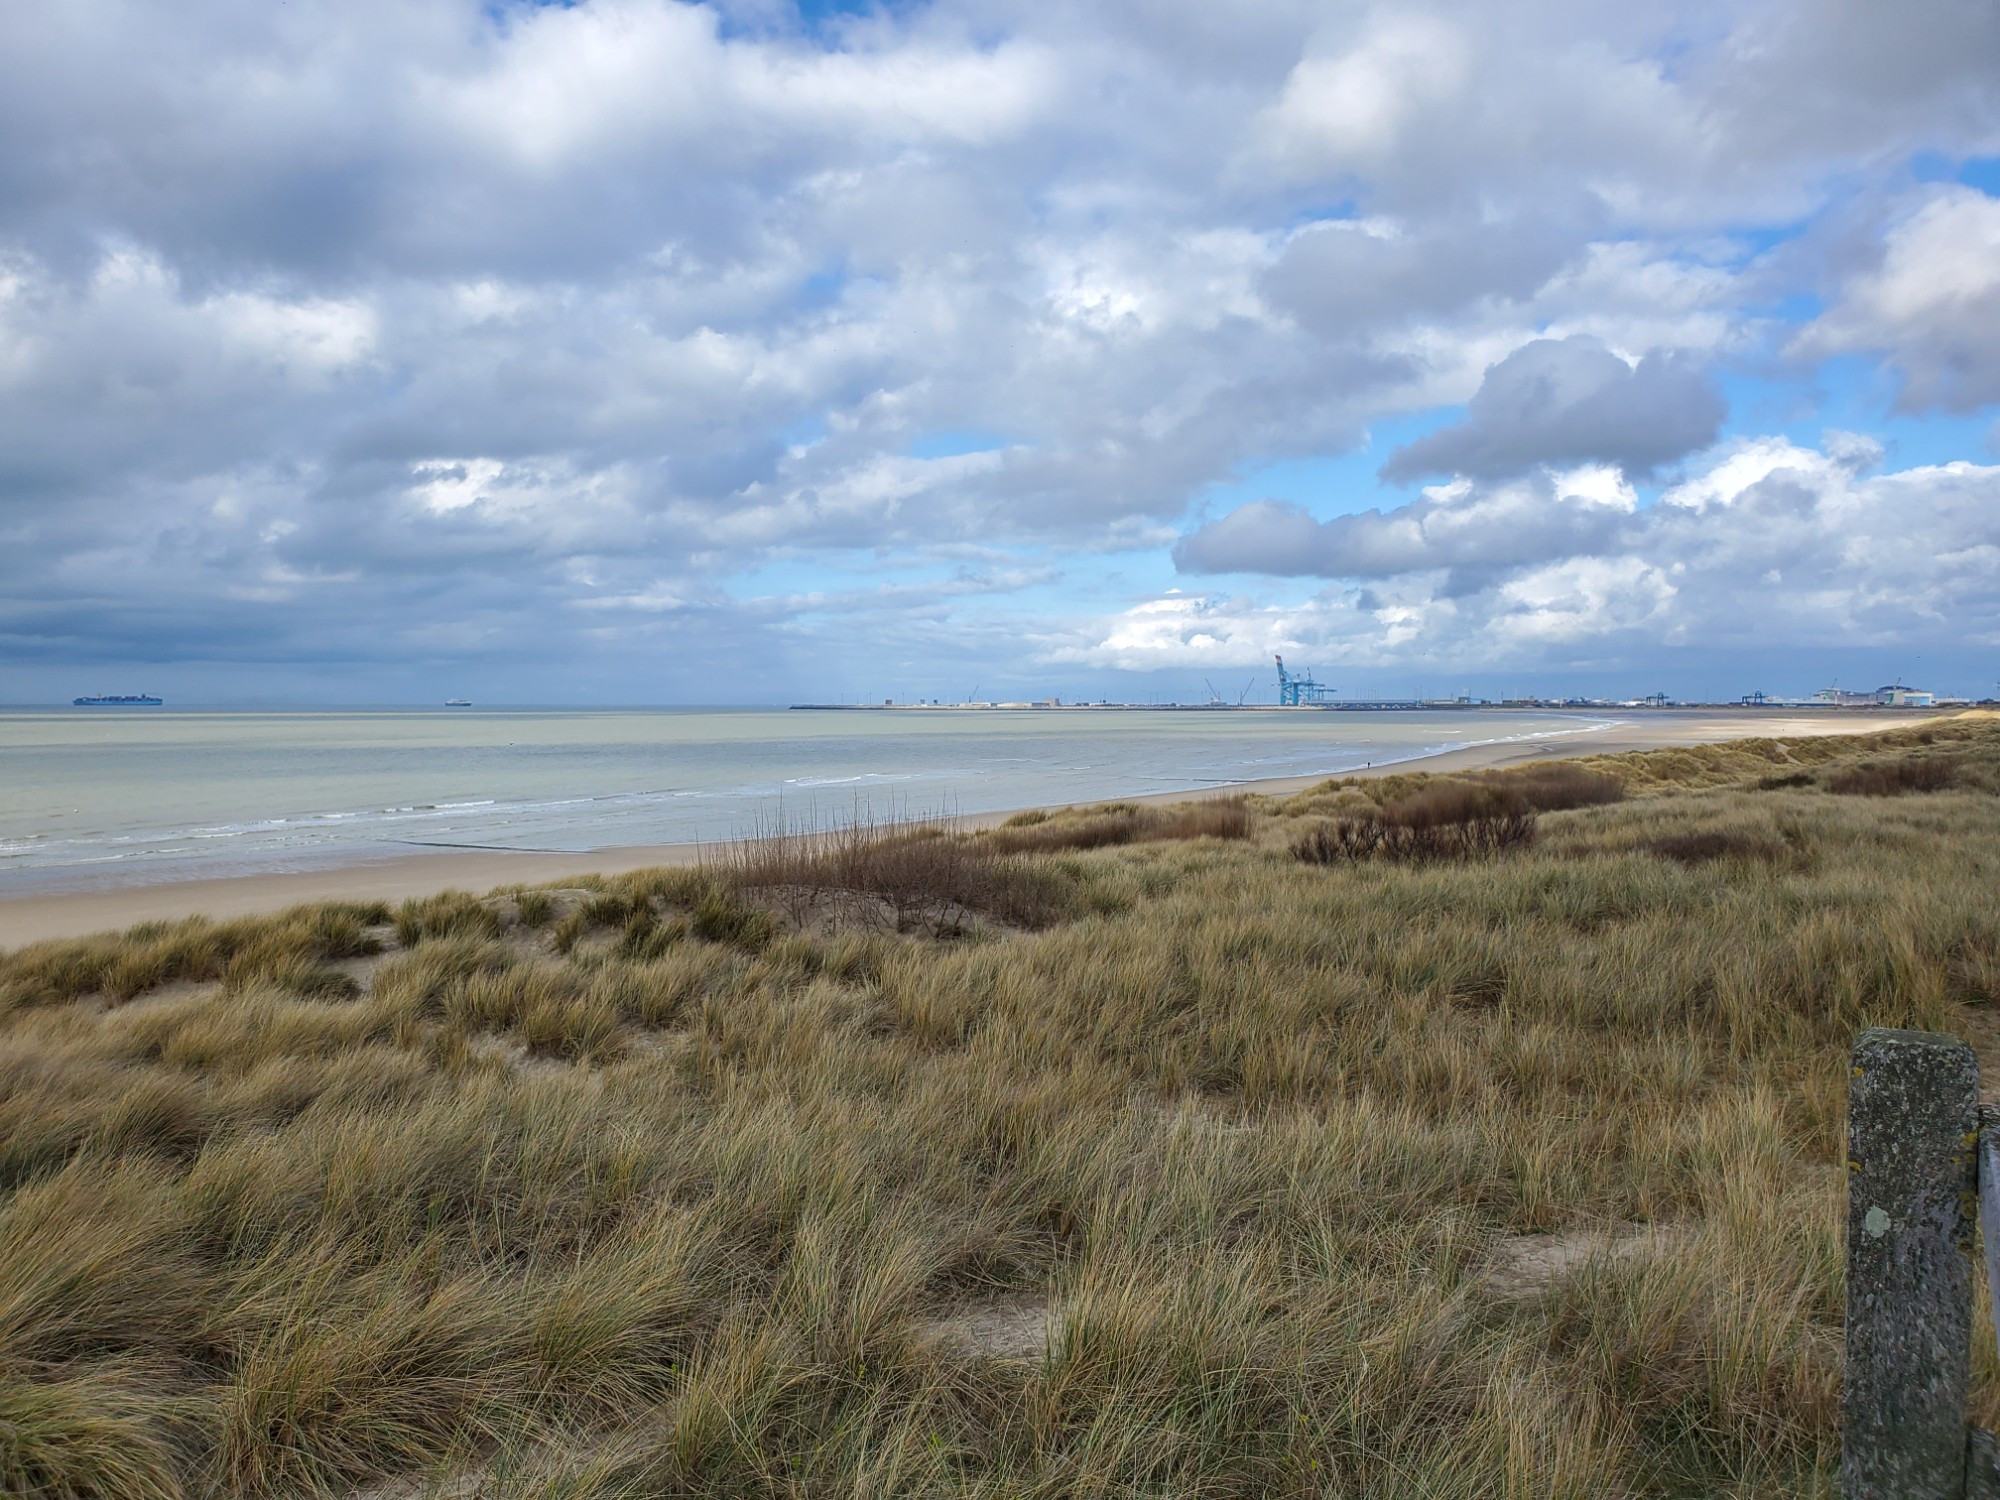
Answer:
[{"xmin": 1843, "ymin": 1027, "xmax": 1979, "ymax": 1499}]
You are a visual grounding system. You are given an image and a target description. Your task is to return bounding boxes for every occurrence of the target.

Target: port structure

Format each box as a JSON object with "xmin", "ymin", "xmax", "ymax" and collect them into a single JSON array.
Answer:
[{"xmin": 1274, "ymin": 655, "xmax": 1337, "ymax": 707}]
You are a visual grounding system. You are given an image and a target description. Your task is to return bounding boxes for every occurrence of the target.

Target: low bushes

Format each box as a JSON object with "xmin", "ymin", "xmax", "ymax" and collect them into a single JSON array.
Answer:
[
  {"xmin": 983, "ymin": 796, "xmax": 1252, "ymax": 854},
  {"xmin": 1827, "ymin": 757, "xmax": 1959, "ymax": 797},
  {"xmin": 1380, "ymin": 780, "xmax": 1530, "ymax": 830},
  {"xmin": 1495, "ymin": 763, "xmax": 1626, "ymax": 812},
  {"xmin": 1292, "ymin": 773, "xmax": 1564, "ymax": 866},
  {"xmin": 716, "ymin": 818, "xmax": 1080, "ymax": 936},
  {"xmin": 1294, "ymin": 812, "xmax": 1539, "ymax": 865}
]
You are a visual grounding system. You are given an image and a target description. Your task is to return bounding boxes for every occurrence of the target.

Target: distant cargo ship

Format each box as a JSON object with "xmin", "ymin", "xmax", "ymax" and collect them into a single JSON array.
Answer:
[
  {"xmin": 445, "ymin": 698, "xmax": 473, "ymax": 707},
  {"xmin": 73, "ymin": 694, "xmax": 163, "ymax": 707}
]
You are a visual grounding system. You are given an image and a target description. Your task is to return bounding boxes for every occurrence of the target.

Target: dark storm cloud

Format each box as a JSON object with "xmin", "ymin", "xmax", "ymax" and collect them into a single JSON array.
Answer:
[{"xmin": 1378, "ymin": 336, "xmax": 1727, "ymax": 483}]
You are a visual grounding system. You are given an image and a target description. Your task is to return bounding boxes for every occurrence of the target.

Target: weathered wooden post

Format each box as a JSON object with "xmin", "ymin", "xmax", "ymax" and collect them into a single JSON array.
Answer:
[
  {"xmin": 1844, "ymin": 1027, "xmax": 1979, "ymax": 1498},
  {"xmin": 1972, "ymin": 1104, "xmax": 2000, "ymax": 1500}
]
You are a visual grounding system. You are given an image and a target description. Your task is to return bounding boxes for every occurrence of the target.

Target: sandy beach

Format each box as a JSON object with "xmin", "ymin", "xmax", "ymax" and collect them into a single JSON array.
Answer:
[{"xmin": 0, "ymin": 711, "xmax": 1927, "ymax": 948}]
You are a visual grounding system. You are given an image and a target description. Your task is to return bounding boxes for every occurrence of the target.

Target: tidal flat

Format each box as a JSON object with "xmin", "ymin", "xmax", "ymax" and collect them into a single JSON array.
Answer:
[{"xmin": 2, "ymin": 715, "xmax": 1998, "ymax": 1497}]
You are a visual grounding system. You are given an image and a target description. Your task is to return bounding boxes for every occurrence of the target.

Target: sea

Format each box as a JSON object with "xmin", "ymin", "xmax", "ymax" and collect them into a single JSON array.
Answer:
[{"xmin": 0, "ymin": 707, "xmax": 1620, "ymax": 894}]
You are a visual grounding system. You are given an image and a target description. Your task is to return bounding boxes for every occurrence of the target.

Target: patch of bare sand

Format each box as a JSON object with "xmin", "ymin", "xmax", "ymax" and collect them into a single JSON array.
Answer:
[
  {"xmin": 1482, "ymin": 1224, "xmax": 1680, "ymax": 1299},
  {"xmin": 919, "ymin": 1294, "xmax": 1061, "ymax": 1361},
  {"xmin": 329, "ymin": 949, "xmax": 394, "ymax": 994}
]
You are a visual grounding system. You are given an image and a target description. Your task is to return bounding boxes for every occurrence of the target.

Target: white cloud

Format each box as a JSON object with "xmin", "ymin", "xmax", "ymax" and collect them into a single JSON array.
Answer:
[
  {"xmin": 1379, "ymin": 334, "xmax": 1725, "ymax": 481},
  {"xmin": 1260, "ymin": 14, "xmax": 1470, "ymax": 172},
  {"xmin": 1153, "ymin": 438, "xmax": 2000, "ymax": 670},
  {"xmin": 1796, "ymin": 186, "xmax": 2000, "ymax": 411},
  {"xmin": 0, "ymin": 0, "xmax": 1995, "ymax": 697}
]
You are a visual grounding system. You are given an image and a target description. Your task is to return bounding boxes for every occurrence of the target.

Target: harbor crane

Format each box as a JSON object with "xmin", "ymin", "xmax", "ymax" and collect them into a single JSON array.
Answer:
[{"xmin": 1275, "ymin": 655, "xmax": 1337, "ymax": 707}]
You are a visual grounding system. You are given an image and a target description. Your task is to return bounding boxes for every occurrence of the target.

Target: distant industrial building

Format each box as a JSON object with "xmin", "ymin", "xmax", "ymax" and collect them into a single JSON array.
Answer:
[{"xmin": 1811, "ymin": 684, "xmax": 1935, "ymax": 708}]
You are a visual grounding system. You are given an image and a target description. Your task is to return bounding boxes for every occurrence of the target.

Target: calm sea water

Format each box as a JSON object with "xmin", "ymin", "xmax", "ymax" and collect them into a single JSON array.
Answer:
[{"xmin": 0, "ymin": 708, "xmax": 1618, "ymax": 893}]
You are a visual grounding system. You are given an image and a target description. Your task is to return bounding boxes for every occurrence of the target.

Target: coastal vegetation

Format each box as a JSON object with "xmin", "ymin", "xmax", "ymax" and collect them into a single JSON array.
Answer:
[{"xmin": 3, "ymin": 715, "xmax": 1999, "ymax": 1497}]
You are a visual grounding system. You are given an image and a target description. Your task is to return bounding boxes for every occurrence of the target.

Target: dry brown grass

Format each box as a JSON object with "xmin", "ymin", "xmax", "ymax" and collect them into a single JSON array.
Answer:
[
  {"xmin": 0, "ymin": 715, "xmax": 1997, "ymax": 1496},
  {"xmin": 983, "ymin": 795, "xmax": 1253, "ymax": 854},
  {"xmin": 1276, "ymin": 760, "xmax": 1625, "ymax": 825},
  {"xmin": 709, "ymin": 812, "xmax": 1090, "ymax": 936},
  {"xmin": 1826, "ymin": 755, "xmax": 1960, "ymax": 796},
  {"xmin": 1642, "ymin": 829, "xmax": 1790, "ymax": 866},
  {"xmin": 1292, "ymin": 811, "xmax": 1540, "ymax": 864}
]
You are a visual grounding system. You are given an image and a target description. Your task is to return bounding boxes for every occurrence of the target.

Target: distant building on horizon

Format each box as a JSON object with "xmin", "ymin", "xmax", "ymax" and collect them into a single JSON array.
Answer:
[{"xmin": 1811, "ymin": 684, "xmax": 1935, "ymax": 708}]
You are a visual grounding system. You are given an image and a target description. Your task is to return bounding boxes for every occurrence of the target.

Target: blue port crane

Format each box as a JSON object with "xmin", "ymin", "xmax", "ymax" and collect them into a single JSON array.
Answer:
[{"xmin": 1275, "ymin": 655, "xmax": 1337, "ymax": 706}]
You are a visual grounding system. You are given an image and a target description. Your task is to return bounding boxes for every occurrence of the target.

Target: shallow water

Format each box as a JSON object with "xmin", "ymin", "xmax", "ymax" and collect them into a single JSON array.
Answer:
[{"xmin": 0, "ymin": 707, "xmax": 1617, "ymax": 892}]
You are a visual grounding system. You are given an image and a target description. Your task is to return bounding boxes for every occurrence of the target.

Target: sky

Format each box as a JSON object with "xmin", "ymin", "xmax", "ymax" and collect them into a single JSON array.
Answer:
[{"xmin": 1, "ymin": 0, "xmax": 1998, "ymax": 706}]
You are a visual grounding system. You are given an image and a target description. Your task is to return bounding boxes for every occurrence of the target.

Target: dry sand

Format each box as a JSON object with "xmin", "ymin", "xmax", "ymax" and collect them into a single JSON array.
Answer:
[{"xmin": 0, "ymin": 711, "xmax": 1925, "ymax": 948}]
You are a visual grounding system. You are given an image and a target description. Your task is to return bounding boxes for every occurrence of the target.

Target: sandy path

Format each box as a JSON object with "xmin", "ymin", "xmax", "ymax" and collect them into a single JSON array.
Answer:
[{"xmin": 0, "ymin": 711, "xmax": 1924, "ymax": 948}]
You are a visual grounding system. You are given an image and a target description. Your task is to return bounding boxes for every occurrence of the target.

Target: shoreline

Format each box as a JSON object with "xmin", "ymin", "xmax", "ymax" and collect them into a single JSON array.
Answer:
[{"xmin": 0, "ymin": 711, "xmax": 1929, "ymax": 948}]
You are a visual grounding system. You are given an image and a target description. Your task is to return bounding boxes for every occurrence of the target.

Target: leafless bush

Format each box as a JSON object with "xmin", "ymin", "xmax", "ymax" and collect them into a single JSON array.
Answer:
[
  {"xmin": 1382, "ymin": 781, "xmax": 1531, "ymax": 830},
  {"xmin": 1490, "ymin": 763, "xmax": 1626, "ymax": 811},
  {"xmin": 1293, "ymin": 812, "xmax": 1539, "ymax": 865},
  {"xmin": 716, "ymin": 812, "xmax": 1076, "ymax": 935}
]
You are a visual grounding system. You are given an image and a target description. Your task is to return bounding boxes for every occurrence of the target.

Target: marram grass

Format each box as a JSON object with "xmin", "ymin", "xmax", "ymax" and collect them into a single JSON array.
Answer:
[{"xmin": 2, "ymin": 716, "xmax": 1999, "ymax": 1496}]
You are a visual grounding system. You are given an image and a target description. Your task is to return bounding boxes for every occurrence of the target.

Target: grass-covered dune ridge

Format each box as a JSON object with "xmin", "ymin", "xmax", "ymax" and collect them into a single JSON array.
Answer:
[{"xmin": 3, "ymin": 715, "xmax": 1999, "ymax": 1496}]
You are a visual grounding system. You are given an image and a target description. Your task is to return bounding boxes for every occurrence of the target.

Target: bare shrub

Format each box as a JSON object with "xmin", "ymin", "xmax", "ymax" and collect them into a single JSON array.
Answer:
[
  {"xmin": 1155, "ymin": 796, "xmax": 1253, "ymax": 841},
  {"xmin": 718, "ymin": 813, "xmax": 1079, "ymax": 935},
  {"xmin": 1491, "ymin": 763, "xmax": 1626, "ymax": 812},
  {"xmin": 1827, "ymin": 757, "xmax": 1959, "ymax": 796},
  {"xmin": 1293, "ymin": 812, "xmax": 1538, "ymax": 865},
  {"xmin": 1291, "ymin": 820, "xmax": 1389, "ymax": 864},
  {"xmin": 1381, "ymin": 780, "xmax": 1531, "ymax": 830}
]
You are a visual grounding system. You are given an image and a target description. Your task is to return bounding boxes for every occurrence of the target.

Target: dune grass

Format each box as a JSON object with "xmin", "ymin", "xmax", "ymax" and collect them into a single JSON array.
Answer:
[{"xmin": 2, "ymin": 716, "xmax": 1999, "ymax": 1496}]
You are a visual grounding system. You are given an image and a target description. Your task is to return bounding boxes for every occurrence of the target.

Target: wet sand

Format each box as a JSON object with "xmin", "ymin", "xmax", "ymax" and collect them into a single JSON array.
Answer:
[{"xmin": 0, "ymin": 711, "xmax": 1926, "ymax": 948}]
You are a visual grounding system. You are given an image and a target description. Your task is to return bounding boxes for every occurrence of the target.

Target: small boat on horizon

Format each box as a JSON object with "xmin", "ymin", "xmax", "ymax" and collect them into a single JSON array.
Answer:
[
  {"xmin": 74, "ymin": 694, "xmax": 163, "ymax": 707},
  {"xmin": 445, "ymin": 698, "xmax": 473, "ymax": 707}
]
